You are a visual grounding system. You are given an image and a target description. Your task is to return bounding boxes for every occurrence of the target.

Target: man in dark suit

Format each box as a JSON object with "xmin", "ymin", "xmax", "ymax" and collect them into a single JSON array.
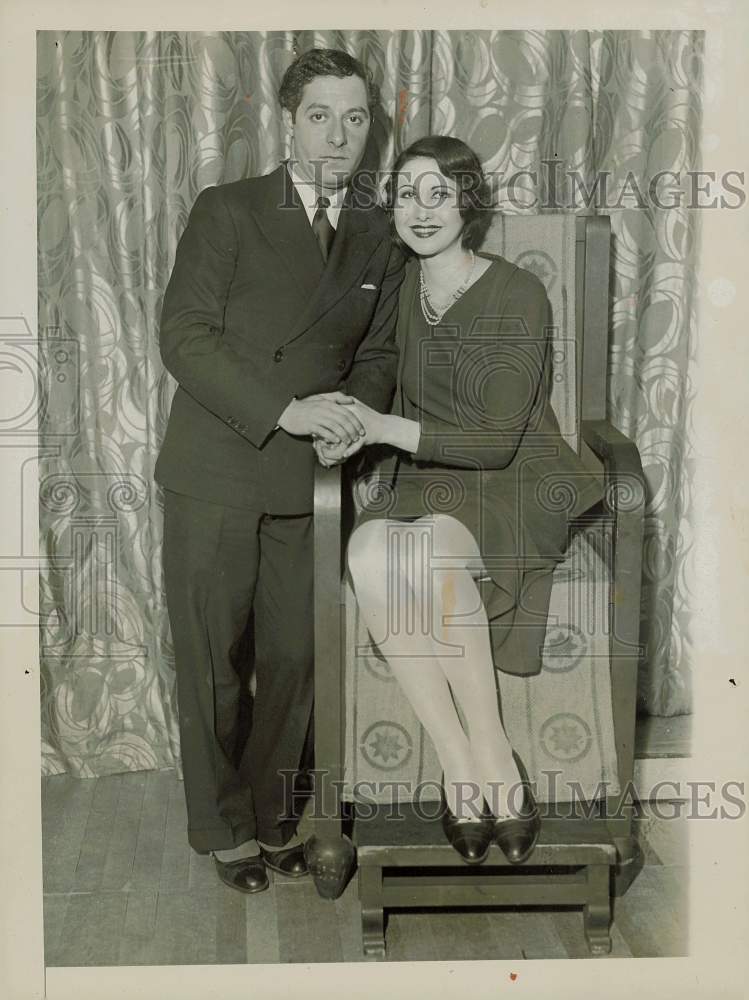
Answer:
[{"xmin": 155, "ymin": 48, "xmax": 404, "ymax": 894}]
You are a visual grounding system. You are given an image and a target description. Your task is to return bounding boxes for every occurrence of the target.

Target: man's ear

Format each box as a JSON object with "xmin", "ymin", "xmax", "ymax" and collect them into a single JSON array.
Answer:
[{"xmin": 281, "ymin": 108, "xmax": 294, "ymax": 137}]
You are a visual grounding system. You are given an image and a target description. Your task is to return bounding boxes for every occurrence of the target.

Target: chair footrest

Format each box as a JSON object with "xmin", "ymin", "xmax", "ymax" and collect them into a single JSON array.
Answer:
[
  {"xmin": 356, "ymin": 814, "xmax": 617, "ymax": 868},
  {"xmin": 369, "ymin": 875, "xmax": 599, "ymax": 909}
]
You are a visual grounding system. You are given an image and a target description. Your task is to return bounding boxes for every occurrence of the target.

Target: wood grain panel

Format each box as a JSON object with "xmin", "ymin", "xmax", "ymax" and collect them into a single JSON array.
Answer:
[{"xmin": 42, "ymin": 775, "xmax": 96, "ymax": 893}]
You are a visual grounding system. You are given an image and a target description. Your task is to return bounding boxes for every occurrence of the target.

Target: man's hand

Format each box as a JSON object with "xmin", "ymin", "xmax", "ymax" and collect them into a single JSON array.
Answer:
[{"xmin": 277, "ymin": 392, "xmax": 366, "ymax": 444}]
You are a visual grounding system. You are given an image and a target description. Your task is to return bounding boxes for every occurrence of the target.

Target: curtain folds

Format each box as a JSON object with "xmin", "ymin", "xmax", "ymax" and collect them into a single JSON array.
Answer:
[{"xmin": 37, "ymin": 29, "xmax": 701, "ymax": 776}]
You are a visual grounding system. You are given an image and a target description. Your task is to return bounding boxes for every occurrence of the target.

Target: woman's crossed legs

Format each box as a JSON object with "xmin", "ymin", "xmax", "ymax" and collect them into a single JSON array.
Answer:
[{"xmin": 347, "ymin": 513, "xmax": 522, "ymax": 819}]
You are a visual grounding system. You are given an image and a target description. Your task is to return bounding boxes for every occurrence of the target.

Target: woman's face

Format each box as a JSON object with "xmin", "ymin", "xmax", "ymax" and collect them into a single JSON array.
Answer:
[{"xmin": 392, "ymin": 156, "xmax": 465, "ymax": 257}]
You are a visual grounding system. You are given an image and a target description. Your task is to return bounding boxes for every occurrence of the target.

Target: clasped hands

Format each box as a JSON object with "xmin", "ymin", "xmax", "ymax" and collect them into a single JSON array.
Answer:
[{"xmin": 276, "ymin": 391, "xmax": 384, "ymax": 468}]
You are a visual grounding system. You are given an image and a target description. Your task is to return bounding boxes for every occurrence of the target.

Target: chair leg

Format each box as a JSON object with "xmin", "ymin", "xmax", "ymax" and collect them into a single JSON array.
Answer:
[
  {"xmin": 612, "ymin": 834, "xmax": 643, "ymax": 896},
  {"xmin": 583, "ymin": 864, "xmax": 612, "ymax": 956},
  {"xmin": 305, "ymin": 831, "xmax": 357, "ymax": 900},
  {"xmin": 359, "ymin": 864, "xmax": 386, "ymax": 959},
  {"xmin": 306, "ymin": 767, "xmax": 356, "ymax": 900}
]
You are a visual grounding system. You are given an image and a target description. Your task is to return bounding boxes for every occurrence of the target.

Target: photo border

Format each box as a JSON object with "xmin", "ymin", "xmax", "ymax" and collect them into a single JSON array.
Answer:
[{"xmin": 2, "ymin": 1, "xmax": 747, "ymax": 997}]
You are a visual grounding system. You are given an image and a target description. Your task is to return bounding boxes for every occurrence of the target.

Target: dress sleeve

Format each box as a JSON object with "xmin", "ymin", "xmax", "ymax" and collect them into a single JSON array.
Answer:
[{"xmin": 413, "ymin": 267, "xmax": 552, "ymax": 470}]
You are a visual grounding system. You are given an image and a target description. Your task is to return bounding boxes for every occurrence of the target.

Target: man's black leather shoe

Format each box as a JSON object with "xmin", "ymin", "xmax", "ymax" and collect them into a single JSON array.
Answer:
[
  {"xmin": 260, "ymin": 843, "xmax": 309, "ymax": 878},
  {"xmin": 212, "ymin": 853, "xmax": 269, "ymax": 894}
]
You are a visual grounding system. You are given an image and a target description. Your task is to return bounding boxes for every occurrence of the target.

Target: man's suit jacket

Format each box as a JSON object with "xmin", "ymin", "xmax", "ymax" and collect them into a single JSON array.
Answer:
[{"xmin": 155, "ymin": 164, "xmax": 405, "ymax": 513}]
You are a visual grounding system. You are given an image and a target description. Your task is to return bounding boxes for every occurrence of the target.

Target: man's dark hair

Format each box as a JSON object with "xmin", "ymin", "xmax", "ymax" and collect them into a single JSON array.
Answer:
[
  {"xmin": 278, "ymin": 48, "xmax": 380, "ymax": 121},
  {"xmin": 384, "ymin": 135, "xmax": 496, "ymax": 254}
]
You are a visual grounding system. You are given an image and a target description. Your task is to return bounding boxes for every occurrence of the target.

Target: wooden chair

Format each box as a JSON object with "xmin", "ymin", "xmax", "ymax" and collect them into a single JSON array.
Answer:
[{"xmin": 306, "ymin": 214, "xmax": 646, "ymax": 958}]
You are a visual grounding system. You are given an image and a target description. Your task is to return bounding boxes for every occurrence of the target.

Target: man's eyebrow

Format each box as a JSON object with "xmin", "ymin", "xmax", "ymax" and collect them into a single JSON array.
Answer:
[{"xmin": 303, "ymin": 102, "xmax": 370, "ymax": 115}]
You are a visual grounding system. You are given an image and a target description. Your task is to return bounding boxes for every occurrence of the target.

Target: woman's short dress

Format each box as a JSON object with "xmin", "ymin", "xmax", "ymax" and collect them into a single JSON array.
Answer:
[{"xmin": 356, "ymin": 254, "xmax": 604, "ymax": 677}]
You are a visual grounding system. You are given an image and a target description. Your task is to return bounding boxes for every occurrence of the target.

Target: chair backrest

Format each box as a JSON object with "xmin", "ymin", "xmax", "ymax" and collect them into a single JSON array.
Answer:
[{"xmin": 480, "ymin": 214, "xmax": 611, "ymax": 454}]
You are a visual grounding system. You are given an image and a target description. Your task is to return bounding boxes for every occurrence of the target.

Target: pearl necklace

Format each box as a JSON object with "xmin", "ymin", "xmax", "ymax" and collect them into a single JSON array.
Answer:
[{"xmin": 419, "ymin": 250, "xmax": 476, "ymax": 325}]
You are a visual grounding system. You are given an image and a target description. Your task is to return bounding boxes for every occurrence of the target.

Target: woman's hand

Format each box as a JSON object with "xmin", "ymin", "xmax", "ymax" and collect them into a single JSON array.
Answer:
[{"xmin": 347, "ymin": 398, "xmax": 389, "ymax": 446}]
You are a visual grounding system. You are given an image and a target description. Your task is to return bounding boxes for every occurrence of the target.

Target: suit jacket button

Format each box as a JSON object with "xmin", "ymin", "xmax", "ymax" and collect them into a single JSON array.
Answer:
[
  {"xmin": 273, "ymin": 348, "xmax": 285, "ymax": 362},
  {"xmin": 337, "ymin": 359, "xmax": 346, "ymax": 372}
]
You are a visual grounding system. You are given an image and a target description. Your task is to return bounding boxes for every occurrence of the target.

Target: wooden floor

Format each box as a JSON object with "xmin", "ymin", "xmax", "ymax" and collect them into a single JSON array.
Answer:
[{"xmin": 42, "ymin": 769, "xmax": 688, "ymax": 966}]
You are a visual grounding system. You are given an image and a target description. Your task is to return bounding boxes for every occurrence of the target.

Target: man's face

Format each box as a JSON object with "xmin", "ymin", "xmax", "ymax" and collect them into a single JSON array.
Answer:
[{"xmin": 284, "ymin": 74, "xmax": 371, "ymax": 192}]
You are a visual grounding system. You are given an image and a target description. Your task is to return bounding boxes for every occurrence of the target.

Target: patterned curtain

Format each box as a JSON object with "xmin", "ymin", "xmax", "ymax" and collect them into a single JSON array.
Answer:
[{"xmin": 37, "ymin": 29, "xmax": 701, "ymax": 777}]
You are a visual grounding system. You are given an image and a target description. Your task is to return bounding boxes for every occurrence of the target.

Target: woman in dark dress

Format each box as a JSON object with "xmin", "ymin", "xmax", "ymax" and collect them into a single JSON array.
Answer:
[{"xmin": 321, "ymin": 136, "xmax": 603, "ymax": 864}]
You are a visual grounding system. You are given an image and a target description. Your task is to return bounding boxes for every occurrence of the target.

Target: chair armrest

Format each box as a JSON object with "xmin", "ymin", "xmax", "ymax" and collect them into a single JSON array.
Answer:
[
  {"xmin": 308, "ymin": 463, "xmax": 358, "ymax": 898},
  {"xmin": 580, "ymin": 417, "xmax": 645, "ymax": 638},
  {"xmin": 312, "ymin": 463, "xmax": 344, "ymax": 817},
  {"xmin": 581, "ymin": 419, "xmax": 645, "ymax": 506},
  {"xmin": 314, "ymin": 463, "xmax": 344, "ymax": 523}
]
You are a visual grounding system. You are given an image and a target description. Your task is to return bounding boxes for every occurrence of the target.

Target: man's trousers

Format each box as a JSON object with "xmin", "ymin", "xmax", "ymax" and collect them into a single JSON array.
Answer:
[{"xmin": 162, "ymin": 488, "xmax": 314, "ymax": 853}]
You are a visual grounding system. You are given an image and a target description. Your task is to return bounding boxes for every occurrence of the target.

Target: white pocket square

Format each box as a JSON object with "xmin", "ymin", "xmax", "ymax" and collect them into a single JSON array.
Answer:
[{"xmin": 361, "ymin": 283, "xmax": 378, "ymax": 290}]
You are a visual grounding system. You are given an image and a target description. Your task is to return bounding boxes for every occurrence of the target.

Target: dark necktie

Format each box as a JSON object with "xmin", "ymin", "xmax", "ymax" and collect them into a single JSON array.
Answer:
[{"xmin": 311, "ymin": 196, "xmax": 335, "ymax": 263}]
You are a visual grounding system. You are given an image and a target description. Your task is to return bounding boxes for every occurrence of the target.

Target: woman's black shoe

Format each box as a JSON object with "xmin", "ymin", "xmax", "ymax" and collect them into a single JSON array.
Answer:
[
  {"xmin": 440, "ymin": 783, "xmax": 494, "ymax": 864},
  {"xmin": 493, "ymin": 752, "xmax": 541, "ymax": 864}
]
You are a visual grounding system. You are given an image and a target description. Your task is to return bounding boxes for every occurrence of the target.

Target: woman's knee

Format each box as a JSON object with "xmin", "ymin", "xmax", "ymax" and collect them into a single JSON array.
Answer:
[
  {"xmin": 347, "ymin": 520, "xmax": 389, "ymax": 584},
  {"xmin": 430, "ymin": 514, "xmax": 481, "ymax": 560}
]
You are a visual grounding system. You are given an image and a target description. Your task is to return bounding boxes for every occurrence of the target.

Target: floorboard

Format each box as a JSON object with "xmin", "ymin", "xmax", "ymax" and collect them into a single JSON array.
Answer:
[
  {"xmin": 42, "ymin": 775, "xmax": 96, "ymax": 894},
  {"xmin": 275, "ymin": 878, "xmax": 344, "ymax": 963},
  {"xmin": 333, "ymin": 879, "xmax": 367, "ymax": 962},
  {"xmin": 430, "ymin": 909, "xmax": 512, "ymax": 962},
  {"xmin": 385, "ymin": 910, "xmax": 439, "ymax": 962},
  {"xmin": 150, "ymin": 890, "xmax": 220, "ymax": 966},
  {"xmin": 101, "ymin": 771, "xmax": 148, "ymax": 892},
  {"xmin": 159, "ymin": 775, "xmax": 191, "ymax": 894},
  {"xmin": 613, "ymin": 865, "xmax": 688, "ymax": 957},
  {"xmin": 483, "ymin": 909, "xmax": 535, "ymax": 960},
  {"xmin": 72, "ymin": 775, "xmax": 123, "ymax": 892},
  {"xmin": 130, "ymin": 771, "xmax": 172, "ymax": 892},
  {"xmin": 215, "ymin": 886, "xmax": 249, "ymax": 965},
  {"xmin": 42, "ymin": 893, "xmax": 70, "ymax": 968},
  {"xmin": 118, "ymin": 891, "xmax": 159, "ymax": 965},
  {"xmin": 56, "ymin": 892, "xmax": 129, "ymax": 966},
  {"xmin": 244, "ymin": 879, "xmax": 282, "ymax": 964},
  {"xmin": 635, "ymin": 804, "xmax": 688, "ymax": 867},
  {"xmin": 517, "ymin": 911, "xmax": 571, "ymax": 960}
]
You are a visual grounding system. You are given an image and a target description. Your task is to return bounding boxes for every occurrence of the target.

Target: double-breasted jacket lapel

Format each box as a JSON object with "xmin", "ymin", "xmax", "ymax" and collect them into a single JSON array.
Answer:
[
  {"xmin": 250, "ymin": 165, "xmax": 325, "ymax": 304},
  {"xmin": 250, "ymin": 164, "xmax": 386, "ymax": 348}
]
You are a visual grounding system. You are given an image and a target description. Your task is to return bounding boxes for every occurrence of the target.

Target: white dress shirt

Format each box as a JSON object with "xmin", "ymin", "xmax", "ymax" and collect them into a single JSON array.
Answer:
[{"xmin": 288, "ymin": 164, "xmax": 346, "ymax": 230}]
